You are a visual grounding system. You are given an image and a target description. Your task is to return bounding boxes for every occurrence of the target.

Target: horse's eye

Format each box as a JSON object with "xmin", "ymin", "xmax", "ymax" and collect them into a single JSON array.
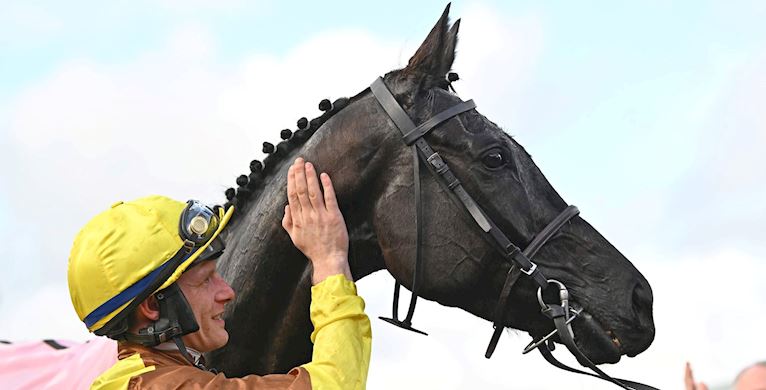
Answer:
[{"xmin": 481, "ymin": 149, "xmax": 506, "ymax": 169}]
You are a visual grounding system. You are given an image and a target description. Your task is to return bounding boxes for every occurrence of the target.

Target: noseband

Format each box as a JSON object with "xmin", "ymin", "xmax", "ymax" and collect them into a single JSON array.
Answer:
[{"xmin": 370, "ymin": 77, "xmax": 658, "ymax": 390}]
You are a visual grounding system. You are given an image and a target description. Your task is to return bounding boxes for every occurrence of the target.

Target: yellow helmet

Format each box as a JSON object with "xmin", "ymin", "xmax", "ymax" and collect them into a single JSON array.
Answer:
[{"xmin": 67, "ymin": 195, "xmax": 234, "ymax": 336}]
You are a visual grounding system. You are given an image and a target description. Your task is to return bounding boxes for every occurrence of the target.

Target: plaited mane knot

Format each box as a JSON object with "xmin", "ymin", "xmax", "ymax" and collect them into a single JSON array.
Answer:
[
  {"xmin": 332, "ymin": 97, "xmax": 349, "ymax": 110},
  {"xmin": 236, "ymin": 175, "xmax": 249, "ymax": 187},
  {"xmin": 223, "ymin": 95, "xmax": 351, "ymax": 216},
  {"xmin": 250, "ymin": 160, "xmax": 263, "ymax": 173}
]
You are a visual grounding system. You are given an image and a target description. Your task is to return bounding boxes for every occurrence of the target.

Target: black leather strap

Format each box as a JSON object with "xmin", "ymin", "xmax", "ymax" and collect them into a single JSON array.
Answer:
[
  {"xmin": 371, "ymin": 78, "xmax": 493, "ymax": 232},
  {"xmin": 485, "ymin": 207, "xmax": 579, "ymax": 358},
  {"xmin": 488, "ymin": 221, "xmax": 549, "ymax": 288},
  {"xmin": 538, "ymin": 347, "xmax": 660, "ymax": 390},
  {"xmin": 173, "ymin": 336, "xmax": 209, "ymax": 371},
  {"xmin": 402, "ymin": 100, "xmax": 476, "ymax": 145},
  {"xmin": 485, "ymin": 265, "xmax": 522, "ymax": 358},
  {"xmin": 541, "ymin": 305, "xmax": 661, "ymax": 390},
  {"xmin": 373, "ymin": 77, "xmax": 429, "ymax": 336},
  {"xmin": 421, "ymin": 147, "xmax": 492, "ymax": 232},
  {"xmin": 395, "ymin": 146, "xmax": 423, "ymax": 328},
  {"xmin": 371, "ymin": 77, "xmax": 417, "ymax": 133},
  {"xmin": 525, "ymin": 206, "xmax": 579, "ymax": 259}
]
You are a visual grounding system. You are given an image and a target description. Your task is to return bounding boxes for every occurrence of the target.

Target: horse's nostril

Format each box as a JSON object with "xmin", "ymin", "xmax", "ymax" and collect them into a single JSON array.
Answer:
[
  {"xmin": 631, "ymin": 281, "xmax": 653, "ymax": 326},
  {"xmin": 625, "ymin": 280, "xmax": 655, "ymax": 355}
]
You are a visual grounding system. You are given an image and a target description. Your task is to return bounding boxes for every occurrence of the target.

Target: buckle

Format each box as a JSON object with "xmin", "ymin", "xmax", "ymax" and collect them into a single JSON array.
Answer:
[
  {"xmin": 521, "ymin": 262, "xmax": 537, "ymax": 276},
  {"xmin": 182, "ymin": 239, "xmax": 195, "ymax": 253},
  {"xmin": 427, "ymin": 152, "xmax": 444, "ymax": 169}
]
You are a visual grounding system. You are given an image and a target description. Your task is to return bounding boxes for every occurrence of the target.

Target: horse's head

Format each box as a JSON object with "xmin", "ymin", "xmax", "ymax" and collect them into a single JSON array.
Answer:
[{"xmin": 365, "ymin": 6, "xmax": 654, "ymax": 364}]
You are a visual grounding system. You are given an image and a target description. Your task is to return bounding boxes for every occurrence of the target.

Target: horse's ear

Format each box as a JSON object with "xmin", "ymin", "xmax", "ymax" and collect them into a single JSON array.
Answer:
[{"xmin": 405, "ymin": 4, "xmax": 459, "ymax": 80}]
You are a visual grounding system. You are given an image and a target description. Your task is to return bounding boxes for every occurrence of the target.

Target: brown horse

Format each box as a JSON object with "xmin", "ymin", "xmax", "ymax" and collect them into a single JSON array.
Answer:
[{"xmin": 208, "ymin": 5, "xmax": 655, "ymax": 379}]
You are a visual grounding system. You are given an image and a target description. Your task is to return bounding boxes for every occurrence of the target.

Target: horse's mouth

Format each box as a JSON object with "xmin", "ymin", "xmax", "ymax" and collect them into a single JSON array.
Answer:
[
  {"xmin": 525, "ymin": 303, "xmax": 623, "ymax": 365},
  {"xmin": 568, "ymin": 307, "xmax": 622, "ymax": 364}
]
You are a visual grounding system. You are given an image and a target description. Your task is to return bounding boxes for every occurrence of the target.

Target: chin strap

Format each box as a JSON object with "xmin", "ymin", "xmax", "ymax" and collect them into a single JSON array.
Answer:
[
  {"xmin": 123, "ymin": 283, "xmax": 212, "ymax": 371},
  {"xmin": 171, "ymin": 337, "xmax": 209, "ymax": 371}
]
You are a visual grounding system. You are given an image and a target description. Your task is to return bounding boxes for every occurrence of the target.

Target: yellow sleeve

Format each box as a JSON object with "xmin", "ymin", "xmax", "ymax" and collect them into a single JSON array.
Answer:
[
  {"xmin": 90, "ymin": 353, "xmax": 155, "ymax": 390},
  {"xmin": 300, "ymin": 274, "xmax": 372, "ymax": 390}
]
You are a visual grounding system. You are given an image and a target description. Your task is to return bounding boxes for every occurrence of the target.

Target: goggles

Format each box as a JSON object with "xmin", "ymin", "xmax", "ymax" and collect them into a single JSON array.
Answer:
[
  {"xmin": 179, "ymin": 200, "xmax": 226, "ymax": 263},
  {"xmin": 179, "ymin": 200, "xmax": 222, "ymax": 245}
]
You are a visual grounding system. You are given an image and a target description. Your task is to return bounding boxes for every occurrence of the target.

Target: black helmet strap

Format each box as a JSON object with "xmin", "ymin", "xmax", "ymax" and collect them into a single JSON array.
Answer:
[{"xmin": 124, "ymin": 283, "xmax": 205, "ymax": 369}]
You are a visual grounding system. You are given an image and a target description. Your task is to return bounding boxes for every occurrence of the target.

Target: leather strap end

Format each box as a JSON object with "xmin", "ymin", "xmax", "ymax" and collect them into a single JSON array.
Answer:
[{"xmin": 485, "ymin": 326, "xmax": 504, "ymax": 358}]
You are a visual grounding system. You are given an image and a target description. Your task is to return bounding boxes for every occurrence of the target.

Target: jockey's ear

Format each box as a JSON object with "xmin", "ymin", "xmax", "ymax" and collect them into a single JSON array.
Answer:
[{"xmin": 136, "ymin": 295, "xmax": 160, "ymax": 322}]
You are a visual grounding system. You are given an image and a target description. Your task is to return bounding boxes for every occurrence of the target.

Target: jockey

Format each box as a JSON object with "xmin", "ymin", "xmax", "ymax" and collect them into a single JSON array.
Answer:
[{"xmin": 68, "ymin": 158, "xmax": 371, "ymax": 389}]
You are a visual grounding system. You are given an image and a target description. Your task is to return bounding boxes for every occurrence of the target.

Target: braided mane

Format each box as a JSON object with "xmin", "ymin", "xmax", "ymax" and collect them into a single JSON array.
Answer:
[
  {"xmin": 222, "ymin": 96, "xmax": 351, "ymax": 215},
  {"xmin": 222, "ymin": 71, "xmax": 463, "ymax": 215}
]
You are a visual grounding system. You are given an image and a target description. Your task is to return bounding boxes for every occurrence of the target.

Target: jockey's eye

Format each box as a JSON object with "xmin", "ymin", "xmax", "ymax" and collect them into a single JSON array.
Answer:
[{"xmin": 481, "ymin": 149, "xmax": 506, "ymax": 169}]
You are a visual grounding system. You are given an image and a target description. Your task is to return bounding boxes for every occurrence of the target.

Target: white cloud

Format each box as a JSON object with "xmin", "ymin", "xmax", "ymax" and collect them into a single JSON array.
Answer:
[
  {"xmin": 658, "ymin": 52, "xmax": 766, "ymax": 252},
  {"xmin": 155, "ymin": 0, "xmax": 247, "ymax": 9},
  {"xmin": 0, "ymin": 4, "xmax": 65, "ymax": 45},
  {"xmin": 696, "ymin": 53, "xmax": 766, "ymax": 190},
  {"xmin": 451, "ymin": 4, "xmax": 545, "ymax": 127}
]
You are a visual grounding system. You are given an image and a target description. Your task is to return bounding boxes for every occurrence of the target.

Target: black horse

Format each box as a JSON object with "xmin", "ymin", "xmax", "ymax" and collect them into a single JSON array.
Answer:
[{"xmin": 208, "ymin": 5, "xmax": 655, "ymax": 379}]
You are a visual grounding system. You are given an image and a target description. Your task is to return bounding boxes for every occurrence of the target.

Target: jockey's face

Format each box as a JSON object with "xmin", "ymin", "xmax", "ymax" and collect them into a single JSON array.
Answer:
[{"xmin": 177, "ymin": 260, "xmax": 236, "ymax": 352}]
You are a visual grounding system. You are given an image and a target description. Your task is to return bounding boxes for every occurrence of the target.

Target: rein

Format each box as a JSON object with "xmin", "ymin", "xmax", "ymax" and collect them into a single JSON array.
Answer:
[{"xmin": 369, "ymin": 77, "xmax": 659, "ymax": 390}]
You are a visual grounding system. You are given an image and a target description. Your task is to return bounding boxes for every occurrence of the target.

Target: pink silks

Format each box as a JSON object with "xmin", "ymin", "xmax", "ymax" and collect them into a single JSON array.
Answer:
[{"xmin": 0, "ymin": 338, "xmax": 117, "ymax": 390}]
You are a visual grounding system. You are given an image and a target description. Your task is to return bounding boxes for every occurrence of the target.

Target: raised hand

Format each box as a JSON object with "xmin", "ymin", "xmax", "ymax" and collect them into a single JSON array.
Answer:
[{"xmin": 282, "ymin": 157, "xmax": 352, "ymax": 285}]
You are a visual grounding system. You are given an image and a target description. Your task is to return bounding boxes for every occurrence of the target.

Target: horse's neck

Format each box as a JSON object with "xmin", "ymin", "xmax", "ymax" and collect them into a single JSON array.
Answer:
[
  {"xmin": 213, "ymin": 170, "xmax": 315, "ymax": 374},
  {"xmin": 211, "ymin": 95, "xmax": 396, "ymax": 375}
]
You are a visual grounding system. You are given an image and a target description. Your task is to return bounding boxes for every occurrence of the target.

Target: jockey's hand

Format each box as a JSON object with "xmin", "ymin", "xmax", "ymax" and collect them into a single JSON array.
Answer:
[{"xmin": 283, "ymin": 157, "xmax": 352, "ymax": 285}]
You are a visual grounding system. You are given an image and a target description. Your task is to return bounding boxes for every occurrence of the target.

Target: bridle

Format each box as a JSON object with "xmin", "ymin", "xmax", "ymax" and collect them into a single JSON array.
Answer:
[{"xmin": 369, "ymin": 76, "xmax": 659, "ymax": 390}]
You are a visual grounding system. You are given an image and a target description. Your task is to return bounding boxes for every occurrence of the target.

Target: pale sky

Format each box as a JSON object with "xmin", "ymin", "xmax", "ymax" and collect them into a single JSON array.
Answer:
[{"xmin": 1, "ymin": 1, "xmax": 765, "ymax": 389}]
